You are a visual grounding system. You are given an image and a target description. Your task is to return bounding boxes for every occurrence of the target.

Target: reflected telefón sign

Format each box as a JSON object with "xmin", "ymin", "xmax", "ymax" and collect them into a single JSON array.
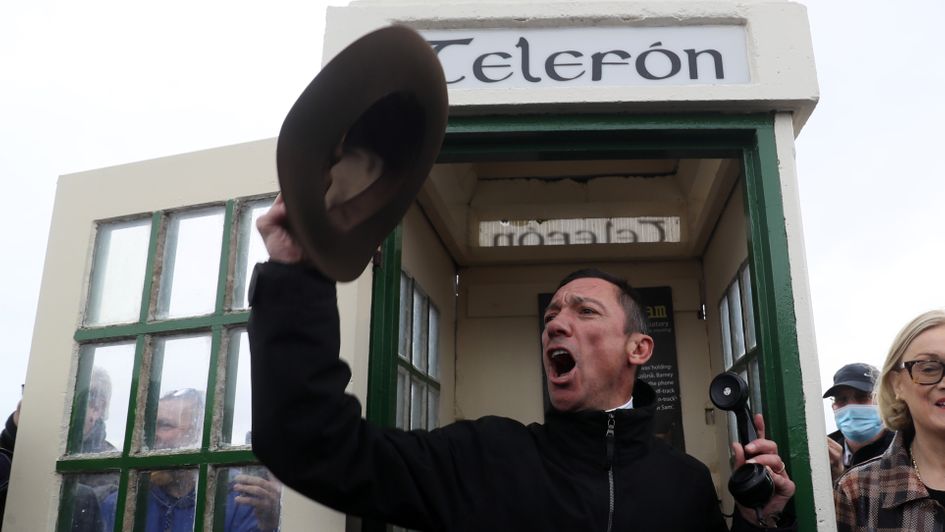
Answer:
[{"xmin": 479, "ymin": 217, "xmax": 681, "ymax": 247}]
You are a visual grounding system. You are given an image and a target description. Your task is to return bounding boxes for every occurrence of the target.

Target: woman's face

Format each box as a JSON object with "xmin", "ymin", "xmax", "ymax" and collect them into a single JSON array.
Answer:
[{"xmin": 893, "ymin": 324, "xmax": 945, "ymax": 438}]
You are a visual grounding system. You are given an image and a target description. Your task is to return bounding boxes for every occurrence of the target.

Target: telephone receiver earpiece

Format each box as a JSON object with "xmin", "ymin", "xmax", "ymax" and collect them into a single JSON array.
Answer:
[{"xmin": 709, "ymin": 372, "xmax": 774, "ymax": 509}]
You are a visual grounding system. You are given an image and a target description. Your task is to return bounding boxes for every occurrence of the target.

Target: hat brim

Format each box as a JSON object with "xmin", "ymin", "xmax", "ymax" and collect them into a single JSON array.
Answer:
[
  {"xmin": 822, "ymin": 380, "xmax": 874, "ymax": 398},
  {"xmin": 277, "ymin": 25, "xmax": 448, "ymax": 281}
]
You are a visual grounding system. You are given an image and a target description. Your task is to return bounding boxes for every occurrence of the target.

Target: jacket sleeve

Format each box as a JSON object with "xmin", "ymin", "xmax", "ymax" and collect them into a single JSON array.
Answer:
[{"xmin": 247, "ymin": 262, "xmax": 462, "ymax": 530}]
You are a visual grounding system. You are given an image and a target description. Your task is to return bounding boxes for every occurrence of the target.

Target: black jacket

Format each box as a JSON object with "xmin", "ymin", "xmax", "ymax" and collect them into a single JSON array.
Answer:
[
  {"xmin": 827, "ymin": 429, "xmax": 894, "ymax": 470},
  {"xmin": 248, "ymin": 262, "xmax": 781, "ymax": 531}
]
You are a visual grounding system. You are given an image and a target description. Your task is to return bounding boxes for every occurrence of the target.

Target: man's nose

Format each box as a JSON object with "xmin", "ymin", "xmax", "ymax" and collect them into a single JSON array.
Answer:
[{"xmin": 545, "ymin": 314, "xmax": 571, "ymax": 337}]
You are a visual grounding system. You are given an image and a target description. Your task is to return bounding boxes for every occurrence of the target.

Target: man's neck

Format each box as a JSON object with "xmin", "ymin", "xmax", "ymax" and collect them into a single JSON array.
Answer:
[{"xmin": 846, "ymin": 428, "xmax": 886, "ymax": 453}]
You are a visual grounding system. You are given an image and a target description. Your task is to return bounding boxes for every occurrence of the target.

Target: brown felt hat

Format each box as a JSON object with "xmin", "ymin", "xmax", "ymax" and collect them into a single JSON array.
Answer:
[{"xmin": 277, "ymin": 25, "xmax": 448, "ymax": 281}]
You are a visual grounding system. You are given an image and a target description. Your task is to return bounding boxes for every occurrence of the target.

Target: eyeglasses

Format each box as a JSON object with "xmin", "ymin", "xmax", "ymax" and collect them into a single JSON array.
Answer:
[{"xmin": 899, "ymin": 360, "xmax": 945, "ymax": 385}]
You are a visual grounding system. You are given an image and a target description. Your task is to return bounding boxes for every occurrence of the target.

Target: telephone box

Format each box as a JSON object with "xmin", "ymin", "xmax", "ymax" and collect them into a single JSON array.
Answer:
[{"xmin": 6, "ymin": 1, "xmax": 833, "ymax": 530}]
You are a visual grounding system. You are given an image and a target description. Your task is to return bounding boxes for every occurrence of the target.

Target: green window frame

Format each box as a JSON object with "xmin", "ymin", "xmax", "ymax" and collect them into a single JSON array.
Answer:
[
  {"xmin": 366, "ymin": 114, "xmax": 814, "ymax": 531},
  {"xmin": 395, "ymin": 271, "xmax": 441, "ymax": 431},
  {"xmin": 57, "ymin": 194, "xmax": 279, "ymax": 531},
  {"xmin": 719, "ymin": 262, "xmax": 764, "ymax": 446}
]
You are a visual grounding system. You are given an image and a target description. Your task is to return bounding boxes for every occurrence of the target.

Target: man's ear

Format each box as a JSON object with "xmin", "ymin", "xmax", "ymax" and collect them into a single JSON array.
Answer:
[{"xmin": 626, "ymin": 333, "xmax": 654, "ymax": 367}]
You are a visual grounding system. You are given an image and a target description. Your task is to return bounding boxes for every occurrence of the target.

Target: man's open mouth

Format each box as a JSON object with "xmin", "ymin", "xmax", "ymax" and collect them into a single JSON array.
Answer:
[{"xmin": 549, "ymin": 348, "xmax": 576, "ymax": 377}]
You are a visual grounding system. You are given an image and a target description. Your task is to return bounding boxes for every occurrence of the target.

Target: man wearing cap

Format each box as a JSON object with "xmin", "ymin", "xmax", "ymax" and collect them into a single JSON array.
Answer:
[{"xmin": 823, "ymin": 363, "xmax": 894, "ymax": 482}]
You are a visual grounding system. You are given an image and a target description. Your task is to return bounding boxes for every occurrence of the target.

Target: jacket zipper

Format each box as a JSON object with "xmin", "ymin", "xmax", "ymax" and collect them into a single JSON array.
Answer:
[{"xmin": 605, "ymin": 413, "xmax": 615, "ymax": 532}]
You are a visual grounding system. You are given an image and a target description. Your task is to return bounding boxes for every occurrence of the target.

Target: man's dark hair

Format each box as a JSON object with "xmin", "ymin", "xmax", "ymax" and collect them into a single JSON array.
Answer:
[{"xmin": 556, "ymin": 269, "xmax": 649, "ymax": 335}]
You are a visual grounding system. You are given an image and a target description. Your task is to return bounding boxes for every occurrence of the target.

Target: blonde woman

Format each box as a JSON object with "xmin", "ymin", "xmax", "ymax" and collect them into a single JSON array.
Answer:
[{"xmin": 835, "ymin": 310, "xmax": 945, "ymax": 530}]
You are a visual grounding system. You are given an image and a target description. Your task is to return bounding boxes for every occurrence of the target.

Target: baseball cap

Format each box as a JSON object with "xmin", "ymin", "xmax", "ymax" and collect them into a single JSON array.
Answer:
[{"xmin": 822, "ymin": 363, "xmax": 879, "ymax": 398}]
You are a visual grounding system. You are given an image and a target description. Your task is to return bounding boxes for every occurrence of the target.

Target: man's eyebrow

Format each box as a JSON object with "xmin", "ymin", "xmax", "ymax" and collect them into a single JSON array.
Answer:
[{"xmin": 545, "ymin": 294, "xmax": 605, "ymax": 313}]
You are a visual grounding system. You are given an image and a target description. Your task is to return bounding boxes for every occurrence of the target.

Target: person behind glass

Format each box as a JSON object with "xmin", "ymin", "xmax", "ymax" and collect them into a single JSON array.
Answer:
[
  {"xmin": 248, "ymin": 195, "xmax": 798, "ymax": 531},
  {"xmin": 835, "ymin": 310, "xmax": 945, "ymax": 530},
  {"xmin": 100, "ymin": 389, "xmax": 282, "ymax": 531},
  {"xmin": 823, "ymin": 363, "xmax": 893, "ymax": 482},
  {"xmin": 1, "ymin": 399, "xmax": 21, "ymax": 524}
]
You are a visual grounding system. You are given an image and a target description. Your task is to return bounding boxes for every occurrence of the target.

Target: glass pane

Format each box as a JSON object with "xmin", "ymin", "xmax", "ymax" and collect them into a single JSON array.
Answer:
[
  {"xmin": 72, "ymin": 342, "xmax": 135, "ymax": 455},
  {"xmin": 740, "ymin": 266, "xmax": 757, "ymax": 351},
  {"xmin": 136, "ymin": 468, "xmax": 199, "ymax": 531},
  {"xmin": 156, "ymin": 207, "xmax": 225, "ymax": 319},
  {"xmin": 427, "ymin": 387, "xmax": 439, "ymax": 429},
  {"xmin": 85, "ymin": 218, "xmax": 151, "ymax": 325},
  {"xmin": 147, "ymin": 334, "xmax": 211, "ymax": 451},
  {"xmin": 60, "ymin": 472, "xmax": 120, "ymax": 531},
  {"xmin": 223, "ymin": 330, "xmax": 253, "ymax": 447},
  {"xmin": 410, "ymin": 377, "xmax": 427, "ymax": 430},
  {"xmin": 411, "ymin": 288, "xmax": 428, "ymax": 373},
  {"xmin": 395, "ymin": 367, "xmax": 409, "ymax": 430},
  {"xmin": 728, "ymin": 283, "xmax": 746, "ymax": 360},
  {"xmin": 398, "ymin": 273, "xmax": 411, "ymax": 359},
  {"xmin": 749, "ymin": 358, "xmax": 763, "ymax": 413},
  {"xmin": 214, "ymin": 466, "xmax": 283, "ymax": 531},
  {"xmin": 232, "ymin": 198, "xmax": 274, "ymax": 310},
  {"xmin": 719, "ymin": 297, "xmax": 733, "ymax": 368},
  {"xmin": 428, "ymin": 305, "xmax": 439, "ymax": 379}
]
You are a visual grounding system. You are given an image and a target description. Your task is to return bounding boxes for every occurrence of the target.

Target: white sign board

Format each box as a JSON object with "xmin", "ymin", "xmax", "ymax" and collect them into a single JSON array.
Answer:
[{"xmin": 421, "ymin": 26, "xmax": 749, "ymax": 88}]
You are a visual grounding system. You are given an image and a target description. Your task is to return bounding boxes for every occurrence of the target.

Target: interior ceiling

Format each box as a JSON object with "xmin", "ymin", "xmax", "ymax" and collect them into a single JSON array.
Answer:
[{"xmin": 416, "ymin": 157, "xmax": 740, "ymax": 267}]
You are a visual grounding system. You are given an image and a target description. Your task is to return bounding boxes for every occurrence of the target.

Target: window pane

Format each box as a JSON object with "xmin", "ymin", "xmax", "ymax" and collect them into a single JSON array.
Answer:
[
  {"xmin": 411, "ymin": 289, "xmax": 428, "ymax": 373},
  {"xmin": 740, "ymin": 266, "xmax": 757, "ymax": 350},
  {"xmin": 398, "ymin": 273, "xmax": 411, "ymax": 359},
  {"xmin": 749, "ymin": 358, "xmax": 763, "ymax": 413},
  {"xmin": 136, "ymin": 468, "xmax": 199, "ymax": 531},
  {"xmin": 232, "ymin": 198, "xmax": 274, "ymax": 310},
  {"xmin": 156, "ymin": 208, "xmax": 225, "ymax": 319},
  {"xmin": 59, "ymin": 472, "xmax": 120, "ymax": 530},
  {"xmin": 147, "ymin": 334, "xmax": 211, "ymax": 451},
  {"xmin": 410, "ymin": 377, "xmax": 427, "ymax": 430},
  {"xmin": 71, "ymin": 342, "xmax": 134, "ymax": 455},
  {"xmin": 728, "ymin": 283, "xmax": 746, "ymax": 360},
  {"xmin": 222, "ymin": 330, "xmax": 253, "ymax": 447},
  {"xmin": 428, "ymin": 305, "xmax": 439, "ymax": 379},
  {"xmin": 214, "ymin": 466, "xmax": 283, "ymax": 531},
  {"xmin": 395, "ymin": 367, "xmax": 409, "ymax": 430},
  {"xmin": 719, "ymin": 298, "xmax": 733, "ymax": 368},
  {"xmin": 427, "ymin": 387, "xmax": 439, "ymax": 429},
  {"xmin": 85, "ymin": 218, "xmax": 151, "ymax": 325}
]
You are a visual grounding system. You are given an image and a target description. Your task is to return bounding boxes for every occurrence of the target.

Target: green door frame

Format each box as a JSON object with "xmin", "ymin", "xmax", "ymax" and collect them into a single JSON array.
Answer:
[{"xmin": 366, "ymin": 113, "xmax": 815, "ymax": 530}]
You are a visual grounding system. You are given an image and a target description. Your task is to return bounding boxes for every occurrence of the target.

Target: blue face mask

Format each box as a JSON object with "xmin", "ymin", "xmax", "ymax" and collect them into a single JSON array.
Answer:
[{"xmin": 834, "ymin": 404, "xmax": 884, "ymax": 444}]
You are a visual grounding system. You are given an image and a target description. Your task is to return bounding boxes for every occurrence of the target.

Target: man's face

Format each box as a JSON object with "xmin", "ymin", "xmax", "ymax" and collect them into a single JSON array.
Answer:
[
  {"xmin": 155, "ymin": 397, "xmax": 199, "ymax": 450},
  {"xmin": 83, "ymin": 394, "xmax": 107, "ymax": 435},
  {"xmin": 541, "ymin": 277, "xmax": 651, "ymax": 412},
  {"xmin": 830, "ymin": 386, "xmax": 874, "ymax": 411}
]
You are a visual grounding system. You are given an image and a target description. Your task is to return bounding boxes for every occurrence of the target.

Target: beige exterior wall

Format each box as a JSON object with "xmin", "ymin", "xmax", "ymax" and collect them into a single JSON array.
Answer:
[{"xmin": 4, "ymin": 139, "xmax": 358, "ymax": 531}]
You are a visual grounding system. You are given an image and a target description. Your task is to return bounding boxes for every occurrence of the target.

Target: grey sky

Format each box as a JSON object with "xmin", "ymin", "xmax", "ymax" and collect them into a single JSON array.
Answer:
[{"xmin": 1, "ymin": 0, "xmax": 942, "ymax": 437}]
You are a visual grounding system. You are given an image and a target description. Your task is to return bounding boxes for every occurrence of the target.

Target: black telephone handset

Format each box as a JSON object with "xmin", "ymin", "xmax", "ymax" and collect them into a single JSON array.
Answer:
[{"xmin": 709, "ymin": 372, "xmax": 775, "ymax": 509}]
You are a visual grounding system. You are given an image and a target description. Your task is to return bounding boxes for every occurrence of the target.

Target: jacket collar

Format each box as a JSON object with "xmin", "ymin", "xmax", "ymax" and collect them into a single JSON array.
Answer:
[
  {"xmin": 878, "ymin": 429, "xmax": 929, "ymax": 510},
  {"xmin": 543, "ymin": 379, "xmax": 657, "ymax": 468}
]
